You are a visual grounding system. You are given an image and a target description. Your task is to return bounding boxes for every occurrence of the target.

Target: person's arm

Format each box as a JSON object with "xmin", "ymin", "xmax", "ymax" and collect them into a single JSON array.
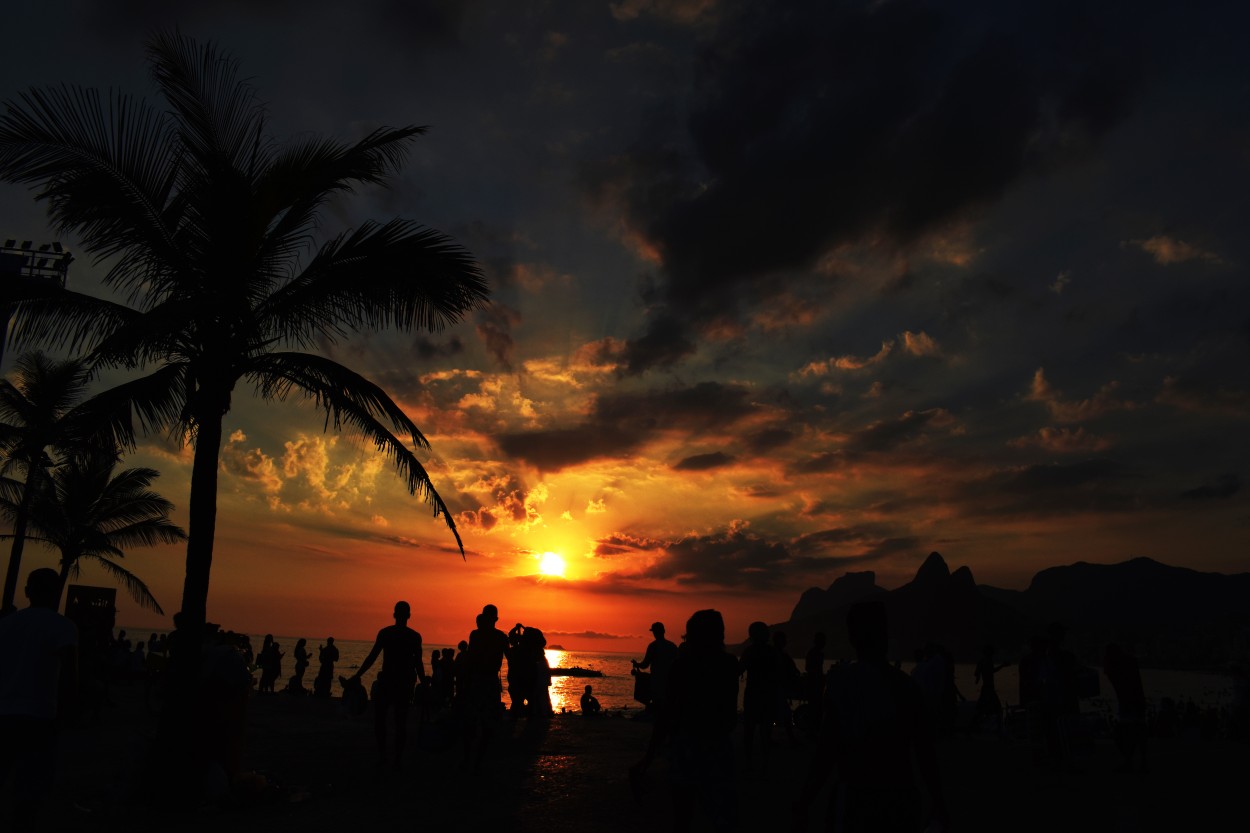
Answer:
[
  {"xmin": 354, "ymin": 632, "xmax": 384, "ymax": 678},
  {"xmin": 415, "ymin": 635, "xmax": 427, "ymax": 683}
]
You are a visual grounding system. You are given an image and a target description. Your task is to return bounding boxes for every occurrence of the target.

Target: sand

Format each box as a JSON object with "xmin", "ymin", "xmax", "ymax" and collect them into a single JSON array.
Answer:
[{"xmin": 16, "ymin": 678, "xmax": 1247, "ymax": 832}]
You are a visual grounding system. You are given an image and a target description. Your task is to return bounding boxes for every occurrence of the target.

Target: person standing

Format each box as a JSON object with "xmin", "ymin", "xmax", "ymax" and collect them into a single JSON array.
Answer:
[
  {"xmin": 0, "ymin": 568, "xmax": 78, "ymax": 831},
  {"xmin": 632, "ymin": 621, "xmax": 678, "ymax": 717},
  {"xmin": 352, "ymin": 601, "xmax": 426, "ymax": 770},
  {"xmin": 464, "ymin": 604, "xmax": 510, "ymax": 771}
]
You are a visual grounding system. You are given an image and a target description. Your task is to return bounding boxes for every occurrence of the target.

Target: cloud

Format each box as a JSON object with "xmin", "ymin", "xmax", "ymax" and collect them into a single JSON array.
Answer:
[
  {"xmin": 1127, "ymin": 235, "xmax": 1223, "ymax": 266},
  {"xmin": 1180, "ymin": 473, "xmax": 1240, "ymax": 500},
  {"xmin": 610, "ymin": 0, "xmax": 717, "ymax": 24},
  {"xmin": 1157, "ymin": 375, "xmax": 1250, "ymax": 416},
  {"xmin": 476, "ymin": 304, "xmax": 522, "ymax": 371},
  {"xmin": 589, "ymin": 0, "xmax": 1148, "ymax": 373},
  {"xmin": 953, "ymin": 459, "xmax": 1141, "ymax": 517},
  {"xmin": 221, "ymin": 431, "xmax": 284, "ymax": 507},
  {"xmin": 413, "ymin": 335, "xmax": 465, "ymax": 359},
  {"xmin": 1008, "ymin": 427, "xmax": 1113, "ymax": 454},
  {"xmin": 673, "ymin": 451, "xmax": 734, "ymax": 471},
  {"xmin": 1026, "ymin": 368, "xmax": 1134, "ymax": 423},
  {"xmin": 847, "ymin": 408, "xmax": 956, "ymax": 453},
  {"xmin": 496, "ymin": 381, "xmax": 760, "ymax": 470},
  {"xmin": 797, "ymin": 331, "xmax": 941, "ymax": 377}
]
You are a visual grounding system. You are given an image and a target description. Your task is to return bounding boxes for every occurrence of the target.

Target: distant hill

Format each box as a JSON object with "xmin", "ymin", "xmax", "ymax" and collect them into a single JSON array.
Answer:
[{"xmin": 771, "ymin": 553, "xmax": 1250, "ymax": 667}]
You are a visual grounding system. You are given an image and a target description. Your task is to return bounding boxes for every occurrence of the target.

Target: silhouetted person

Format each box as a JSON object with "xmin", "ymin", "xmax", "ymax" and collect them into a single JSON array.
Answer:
[
  {"xmin": 580, "ymin": 684, "xmax": 602, "ymax": 717},
  {"xmin": 739, "ymin": 620, "xmax": 779, "ymax": 776},
  {"xmin": 288, "ymin": 637, "xmax": 309, "ymax": 694},
  {"xmin": 452, "ymin": 639, "xmax": 469, "ymax": 708},
  {"xmin": 802, "ymin": 631, "xmax": 827, "ymax": 735},
  {"xmin": 793, "ymin": 600, "xmax": 947, "ymax": 832},
  {"xmin": 1041, "ymin": 622, "xmax": 1080, "ymax": 772},
  {"xmin": 258, "ymin": 634, "xmax": 282, "ymax": 694},
  {"xmin": 314, "ymin": 637, "xmax": 338, "ymax": 698},
  {"xmin": 464, "ymin": 604, "xmax": 510, "ymax": 771},
  {"xmin": 1103, "ymin": 643, "xmax": 1148, "ymax": 772},
  {"xmin": 634, "ymin": 609, "xmax": 739, "ymax": 832},
  {"xmin": 0, "ymin": 568, "xmax": 78, "ymax": 832},
  {"xmin": 352, "ymin": 601, "xmax": 426, "ymax": 770},
  {"xmin": 774, "ymin": 631, "xmax": 800, "ymax": 744},
  {"xmin": 968, "ymin": 643, "xmax": 1010, "ymax": 735},
  {"xmin": 632, "ymin": 621, "xmax": 678, "ymax": 718}
]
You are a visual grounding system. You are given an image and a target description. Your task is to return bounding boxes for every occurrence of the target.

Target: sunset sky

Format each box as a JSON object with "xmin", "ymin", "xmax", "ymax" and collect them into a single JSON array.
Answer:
[{"xmin": 1, "ymin": 0, "xmax": 1247, "ymax": 651}]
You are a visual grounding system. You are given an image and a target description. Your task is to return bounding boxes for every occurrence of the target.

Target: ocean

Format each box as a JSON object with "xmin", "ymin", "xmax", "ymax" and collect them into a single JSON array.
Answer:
[{"xmin": 247, "ymin": 636, "xmax": 1238, "ymax": 715}]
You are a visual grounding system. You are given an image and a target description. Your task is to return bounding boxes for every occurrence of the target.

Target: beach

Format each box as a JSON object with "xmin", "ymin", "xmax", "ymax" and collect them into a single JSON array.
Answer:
[{"xmin": 17, "ymin": 674, "xmax": 1247, "ymax": 833}]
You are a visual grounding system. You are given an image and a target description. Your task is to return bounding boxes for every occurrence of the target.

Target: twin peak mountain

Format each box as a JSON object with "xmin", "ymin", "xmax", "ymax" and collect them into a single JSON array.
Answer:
[{"xmin": 775, "ymin": 552, "xmax": 1250, "ymax": 667}]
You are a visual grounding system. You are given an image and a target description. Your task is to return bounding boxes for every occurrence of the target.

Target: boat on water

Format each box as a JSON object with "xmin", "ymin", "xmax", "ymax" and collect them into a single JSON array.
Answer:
[{"xmin": 550, "ymin": 666, "xmax": 604, "ymax": 677}]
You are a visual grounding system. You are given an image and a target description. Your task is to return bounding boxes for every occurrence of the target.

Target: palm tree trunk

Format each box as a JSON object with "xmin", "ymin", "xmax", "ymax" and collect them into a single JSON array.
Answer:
[
  {"xmin": 55, "ymin": 556, "xmax": 71, "ymax": 612},
  {"xmin": 1, "ymin": 473, "xmax": 36, "ymax": 612},
  {"xmin": 180, "ymin": 408, "xmax": 224, "ymax": 631}
]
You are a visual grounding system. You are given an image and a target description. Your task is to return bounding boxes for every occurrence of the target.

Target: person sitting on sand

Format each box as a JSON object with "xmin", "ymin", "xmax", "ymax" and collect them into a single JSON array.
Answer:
[
  {"xmin": 580, "ymin": 684, "xmax": 602, "ymax": 717},
  {"xmin": 352, "ymin": 601, "xmax": 426, "ymax": 770},
  {"xmin": 792, "ymin": 600, "xmax": 947, "ymax": 832}
]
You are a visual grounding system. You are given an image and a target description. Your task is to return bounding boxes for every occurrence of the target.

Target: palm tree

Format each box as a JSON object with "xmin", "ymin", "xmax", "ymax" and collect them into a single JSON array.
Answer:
[
  {"xmin": 0, "ymin": 33, "xmax": 489, "ymax": 631},
  {"xmin": 0, "ymin": 449, "xmax": 185, "ymax": 613},
  {"xmin": 0, "ymin": 352, "xmax": 101, "ymax": 611}
]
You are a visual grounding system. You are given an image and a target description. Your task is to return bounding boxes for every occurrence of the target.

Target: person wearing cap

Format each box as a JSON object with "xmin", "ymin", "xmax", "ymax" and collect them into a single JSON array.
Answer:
[
  {"xmin": 353, "ymin": 600, "xmax": 426, "ymax": 770},
  {"xmin": 0, "ymin": 568, "xmax": 78, "ymax": 830},
  {"xmin": 632, "ymin": 621, "xmax": 678, "ymax": 716}
]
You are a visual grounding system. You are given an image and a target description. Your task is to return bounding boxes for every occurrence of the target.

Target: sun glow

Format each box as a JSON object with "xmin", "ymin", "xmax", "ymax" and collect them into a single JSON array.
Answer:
[{"xmin": 538, "ymin": 551, "xmax": 567, "ymax": 577}]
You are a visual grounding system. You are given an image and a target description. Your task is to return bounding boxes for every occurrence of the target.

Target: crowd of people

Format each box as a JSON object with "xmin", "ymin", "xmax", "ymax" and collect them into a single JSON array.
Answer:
[{"xmin": 3, "ymin": 570, "xmax": 1249, "ymax": 832}]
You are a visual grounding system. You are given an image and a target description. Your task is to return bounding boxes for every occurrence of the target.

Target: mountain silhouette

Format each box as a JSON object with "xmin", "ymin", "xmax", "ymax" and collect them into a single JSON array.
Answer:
[{"xmin": 771, "ymin": 553, "xmax": 1250, "ymax": 667}]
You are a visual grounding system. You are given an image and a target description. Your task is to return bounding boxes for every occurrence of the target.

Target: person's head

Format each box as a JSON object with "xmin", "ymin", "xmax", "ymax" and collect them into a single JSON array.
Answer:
[
  {"xmin": 584, "ymin": 684, "xmax": 593, "ymax": 694},
  {"xmin": 263, "ymin": 633, "xmax": 273, "ymax": 644},
  {"xmin": 748, "ymin": 620, "xmax": 769, "ymax": 644},
  {"xmin": 394, "ymin": 601, "xmax": 411, "ymax": 622},
  {"xmin": 847, "ymin": 600, "xmax": 888, "ymax": 662},
  {"xmin": 24, "ymin": 568, "xmax": 60, "ymax": 608},
  {"xmin": 458, "ymin": 640, "xmax": 468, "ymax": 652},
  {"xmin": 684, "ymin": 609, "xmax": 725, "ymax": 652},
  {"xmin": 482, "ymin": 604, "xmax": 499, "ymax": 623},
  {"xmin": 326, "ymin": 636, "xmax": 335, "ymax": 645},
  {"xmin": 650, "ymin": 622, "xmax": 665, "ymax": 639},
  {"xmin": 296, "ymin": 637, "xmax": 306, "ymax": 648}
]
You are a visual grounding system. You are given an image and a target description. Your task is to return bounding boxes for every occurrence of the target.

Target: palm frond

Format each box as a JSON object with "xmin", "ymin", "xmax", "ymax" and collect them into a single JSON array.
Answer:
[
  {"xmin": 84, "ymin": 554, "xmax": 165, "ymax": 614},
  {"xmin": 243, "ymin": 351, "xmax": 463, "ymax": 556},
  {"xmin": 0, "ymin": 84, "xmax": 186, "ymax": 292},
  {"xmin": 258, "ymin": 219, "xmax": 488, "ymax": 349},
  {"xmin": 6, "ymin": 291, "xmax": 141, "ymax": 358}
]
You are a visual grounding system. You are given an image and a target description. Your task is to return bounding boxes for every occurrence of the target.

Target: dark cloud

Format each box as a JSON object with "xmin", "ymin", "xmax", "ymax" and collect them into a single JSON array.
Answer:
[
  {"xmin": 673, "ymin": 451, "xmax": 734, "ymax": 471},
  {"xmin": 497, "ymin": 381, "xmax": 760, "ymax": 470},
  {"xmin": 1181, "ymin": 474, "xmax": 1241, "ymax": 500},
  {"xmin": 594, "ymin": 0, "xmax": 1154, "ymax": 373},
  {"xmin": 475, "ymin": 304, "xmax": 521, "ymax": 372},
  {"xmin": 847, "ymin": 408, "xmax": 954, "ymax": 453},
  {"xmin": 953, "ymin": 459, "xmax": 1144, "ymax": 517},
  {"xmin": 413, "ymin": 335, "xmax": 465, "ymax": 359},
  {"xmin": 745, "ymin": 428, "xmax": 795, "ymax": 454}
]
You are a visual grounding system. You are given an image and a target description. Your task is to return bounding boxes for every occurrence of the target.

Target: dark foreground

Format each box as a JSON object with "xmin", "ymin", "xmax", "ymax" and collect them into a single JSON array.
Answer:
[{"xmin": 11, "ymin": 683, "xmax": 1246, "ymax": 832}]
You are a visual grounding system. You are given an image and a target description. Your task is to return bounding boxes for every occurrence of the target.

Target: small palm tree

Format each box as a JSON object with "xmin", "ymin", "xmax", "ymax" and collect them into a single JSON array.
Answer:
[
  {"xmin": 0, "ymin": 352, "xmax": 101, "ymax": 611},
  {"xmin": 0, "ymin": 33, "xmax": 489, "ymax": 630},
  {"xmin": 0, "ymin": 450, "xmax": 185, "ymax": 612}
]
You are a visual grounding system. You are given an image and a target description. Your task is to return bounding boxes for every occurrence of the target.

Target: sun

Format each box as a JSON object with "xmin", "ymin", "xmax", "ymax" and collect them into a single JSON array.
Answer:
[{"xmin": 538, "ymin": 551, "xmax": 567, "ymax": 577}]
